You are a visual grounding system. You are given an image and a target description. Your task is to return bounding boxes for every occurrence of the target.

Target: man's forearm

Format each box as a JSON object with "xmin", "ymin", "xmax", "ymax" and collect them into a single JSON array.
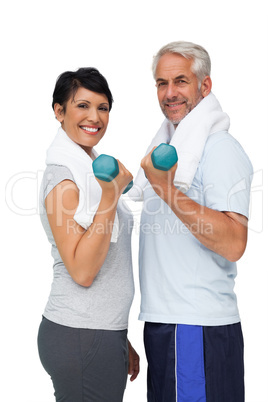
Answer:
[{"xmin": 161, "ymin": 184, "xmax": 248, "ymax": 262}]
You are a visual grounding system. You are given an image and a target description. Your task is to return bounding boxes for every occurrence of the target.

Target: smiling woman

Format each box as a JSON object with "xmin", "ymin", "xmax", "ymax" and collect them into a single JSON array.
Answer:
[
  {"xmin": 54, "ymin": 87, "xmax": 110, "ymax": 157},
  {"xmin": 37, "ymin": 67, "xmax": 139, "ymax": 402}
]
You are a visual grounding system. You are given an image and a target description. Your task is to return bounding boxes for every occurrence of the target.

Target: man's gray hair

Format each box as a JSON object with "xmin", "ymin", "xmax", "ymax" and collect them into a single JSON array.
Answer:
[{"xmin": 152, "ymin": 41, "xmax": 211, "ymax": 83}]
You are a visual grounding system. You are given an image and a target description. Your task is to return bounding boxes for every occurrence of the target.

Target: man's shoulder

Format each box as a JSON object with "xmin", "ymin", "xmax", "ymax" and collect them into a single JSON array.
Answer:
[
  {"xmin": 205, "ymin": 130, "xmax": 236, "ymax": 149},
  {"xmin": 201, "ymin": 130, "xmax": 253, "ymax": 174},
  {"xmin": 204, "ymin": 131, "xmax": 249, "ymax": 160}
]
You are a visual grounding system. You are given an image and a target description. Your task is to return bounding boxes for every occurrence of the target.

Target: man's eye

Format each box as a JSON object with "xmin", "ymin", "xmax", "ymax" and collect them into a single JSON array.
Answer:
[
  {"xmin": 175, "ymin": 80, "xmax": 187, "ymax": 86},
  {"xmin": 157, "ymin": 82, "xmax": 167, "ymax": 88}
]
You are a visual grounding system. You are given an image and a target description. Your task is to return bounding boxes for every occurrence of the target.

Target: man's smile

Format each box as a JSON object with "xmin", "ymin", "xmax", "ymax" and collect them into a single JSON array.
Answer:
[{"xmin": 165, "ymin": 101, "xmax": 186, "ymax": 109}]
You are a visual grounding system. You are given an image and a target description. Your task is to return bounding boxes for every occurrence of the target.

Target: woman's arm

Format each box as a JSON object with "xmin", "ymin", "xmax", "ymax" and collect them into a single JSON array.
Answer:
[{"xmin": 46, "ymin": 161, "xmax": 132, "ymax": 287}]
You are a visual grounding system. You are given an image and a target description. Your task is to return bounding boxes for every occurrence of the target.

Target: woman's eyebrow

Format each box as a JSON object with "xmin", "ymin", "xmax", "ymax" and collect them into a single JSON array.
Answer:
[
  {"xmin": 74, "ymin": 99, "xmax": 91, "ymax": 104},
  {"xmin": 74, "ymin": 99, "xmax": 109, "ymax": 106}
]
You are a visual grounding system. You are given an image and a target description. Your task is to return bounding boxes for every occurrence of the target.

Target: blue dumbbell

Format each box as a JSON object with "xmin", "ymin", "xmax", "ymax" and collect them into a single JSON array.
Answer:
[
  {"xmin": 92, "ymin": 154, "xmax": 133, "ymax": 194},
  {"xmin": 151, "ymin": 143, "xmax": 178, "ymax": 171}
]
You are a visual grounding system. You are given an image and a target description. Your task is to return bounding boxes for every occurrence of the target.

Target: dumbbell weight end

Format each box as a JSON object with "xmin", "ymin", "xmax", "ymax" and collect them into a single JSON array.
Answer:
[
  {"xmin": 151, "ymin": 143, "xmax": 178, "ymax": 171},
  {"xmin": 92, "ymin": 154, "xmax": 133, "ymax": 194}
]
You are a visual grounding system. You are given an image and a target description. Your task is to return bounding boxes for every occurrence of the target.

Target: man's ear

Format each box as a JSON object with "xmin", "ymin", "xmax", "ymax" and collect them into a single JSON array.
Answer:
[
  {"xmin": 201, "ymin": 76, "xmax": 212, "ymax": 97},
  {"xmin": 54, "ymin": 103, "xmax": 64, "ymax": 123}
]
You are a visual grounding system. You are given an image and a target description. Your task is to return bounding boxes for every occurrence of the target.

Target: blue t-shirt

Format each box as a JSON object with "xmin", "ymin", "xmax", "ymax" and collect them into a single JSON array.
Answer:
[{"xmin": 139, "ymin": 131, "xmax": 253, "ymax": 326}]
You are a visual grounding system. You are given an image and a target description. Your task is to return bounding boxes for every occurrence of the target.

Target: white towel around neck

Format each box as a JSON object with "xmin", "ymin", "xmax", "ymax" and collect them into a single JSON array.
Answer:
[
  {"xmin": 128, "ymin": 92, "xmax": 230, "ymax": 201},
  {"xmin": 45, "ymin": 127, "xmax": 119, "ymax": 242}
]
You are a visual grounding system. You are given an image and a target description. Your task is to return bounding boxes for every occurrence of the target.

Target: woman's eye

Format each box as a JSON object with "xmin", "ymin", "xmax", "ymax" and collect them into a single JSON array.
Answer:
[
  {"xmin": 99, "ymin": 107, "xmax": 109, "ymax": 112},
  {"xmin": 78, "ymin": 103, "xmax": 88, "ymax": 109}
]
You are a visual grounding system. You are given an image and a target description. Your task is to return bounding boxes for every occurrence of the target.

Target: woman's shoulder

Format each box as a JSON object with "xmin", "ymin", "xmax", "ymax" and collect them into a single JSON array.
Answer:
[
  {"xmin": 41, "ymin": 165, "xmax": 76, "ymax": 200},
  {"xmin": 44, "ymin": 164, "xmax": 74, "ymax": 179}
]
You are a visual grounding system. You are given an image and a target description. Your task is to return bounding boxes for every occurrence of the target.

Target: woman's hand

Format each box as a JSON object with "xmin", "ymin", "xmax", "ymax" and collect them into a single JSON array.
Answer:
[
  {"xmin": 128, "ymin": 340, "xmax": 140, "ymax": 381},
  {"xmin": 95, "ymin": 160, "xmax": 133, "ymax": 199}
]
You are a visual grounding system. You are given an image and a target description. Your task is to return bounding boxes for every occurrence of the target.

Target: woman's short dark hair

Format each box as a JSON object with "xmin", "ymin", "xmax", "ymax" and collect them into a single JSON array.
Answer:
[{"xmin": 52, "ymin": 67, "xmax": 113, "ymax": 112}]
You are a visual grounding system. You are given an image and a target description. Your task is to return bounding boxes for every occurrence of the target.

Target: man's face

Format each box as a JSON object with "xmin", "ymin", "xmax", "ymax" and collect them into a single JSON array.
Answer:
[{"xmin": 155, "ymin": 53, "xmax": 207, "ymax": 126}]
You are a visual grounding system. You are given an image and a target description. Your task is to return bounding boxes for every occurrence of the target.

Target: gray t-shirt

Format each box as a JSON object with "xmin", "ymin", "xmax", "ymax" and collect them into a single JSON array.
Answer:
[{"xmin": 39, "ymin": 165, "xmax": 134, "ymax": 330}]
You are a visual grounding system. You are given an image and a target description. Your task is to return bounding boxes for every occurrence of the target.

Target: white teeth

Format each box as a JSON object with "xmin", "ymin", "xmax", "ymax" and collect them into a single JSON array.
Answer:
[
  {"xmin": 81, "ymin": 126, "xmax": 99, "ymax": 132},
  {"xmin": 168, "ymin": 103, "xmax": 182, "ymax": 107}
]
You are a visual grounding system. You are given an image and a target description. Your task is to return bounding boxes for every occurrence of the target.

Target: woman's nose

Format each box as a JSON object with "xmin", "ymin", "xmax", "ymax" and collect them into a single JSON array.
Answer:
[{"xmin": 87, "ymin": 107, "xmax": 99, "ymax": 123}]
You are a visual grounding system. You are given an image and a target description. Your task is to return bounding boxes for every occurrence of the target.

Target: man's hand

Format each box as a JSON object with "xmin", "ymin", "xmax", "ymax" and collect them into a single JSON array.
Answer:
[
  {"xmin": 128, "ymin": 340, "xmax": 140, "ymax": 381},
  {"xmin": 141, "ymin": 147, "xmax": 177, "ymax": 199}
]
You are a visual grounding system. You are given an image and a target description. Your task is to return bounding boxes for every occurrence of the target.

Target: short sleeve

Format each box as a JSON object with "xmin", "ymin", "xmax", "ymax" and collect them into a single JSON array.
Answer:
[
  {"xmin": 42, "ymin": 165, "xmax": 75, "ymax": 200},
  {"xmin": 201, "ymin": 133, "xmax": 253, "ymax": 218}
]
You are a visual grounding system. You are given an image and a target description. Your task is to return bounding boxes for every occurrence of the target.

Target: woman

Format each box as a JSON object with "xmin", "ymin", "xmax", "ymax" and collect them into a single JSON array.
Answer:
[{"xmin": 38, "ymin": 67, "xmax": 139, "ymax": 401}]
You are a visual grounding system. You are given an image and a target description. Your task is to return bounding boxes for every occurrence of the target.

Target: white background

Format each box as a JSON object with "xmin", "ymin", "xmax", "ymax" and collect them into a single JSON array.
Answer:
[{"xmin": 1, "ymin": 0, "xmax": 268, "ymax": 401}]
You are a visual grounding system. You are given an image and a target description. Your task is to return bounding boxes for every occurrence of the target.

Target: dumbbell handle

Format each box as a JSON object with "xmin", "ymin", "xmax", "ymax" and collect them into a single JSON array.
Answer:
[
  {"xmin": 92, "ymin": 154, "xmax": 133, "ymax": 194},
  {"xmin": 151, "ymin": 143, "xmax": 178, "ymax": 171}
]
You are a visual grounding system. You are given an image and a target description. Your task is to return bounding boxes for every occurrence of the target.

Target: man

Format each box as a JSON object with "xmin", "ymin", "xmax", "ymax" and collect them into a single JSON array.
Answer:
[{"xmin": 133, "ymin": 42, "xmax": 253, "ymax": 401}]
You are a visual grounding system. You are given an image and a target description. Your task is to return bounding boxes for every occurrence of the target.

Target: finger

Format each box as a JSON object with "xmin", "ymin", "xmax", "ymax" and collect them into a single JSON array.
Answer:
[
  {"xmin": 129, "ymin": 358, "xmax": 140, "ymax": 381},
  {"xmin": 149, "ymin": 146, "xmax": 157, "ymax": 154},
  {"xmin": 117, "ymin": 160, "xmax": 133, "ymax": 179},
  {"xmin": 141, "ymin": 154, "xmax": 152, "ymax": 170},
  {"xmin": 116, "ymin": 159, "xmax": 127, "ymax": 172}
]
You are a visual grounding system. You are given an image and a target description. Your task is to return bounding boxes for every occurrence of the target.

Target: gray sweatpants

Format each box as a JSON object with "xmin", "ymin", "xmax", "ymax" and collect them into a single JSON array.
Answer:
[{"xmin": 38, "ymin": 317, "xmax": 128, "ymax": 402}]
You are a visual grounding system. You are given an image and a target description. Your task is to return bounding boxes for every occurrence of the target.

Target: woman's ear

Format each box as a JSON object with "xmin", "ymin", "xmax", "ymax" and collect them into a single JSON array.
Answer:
[
  {"xmin": 54, "ymin": 103, "xmax": 64, "ymax": 123},
  {"xmin": 200, "ymin": 76, "xmax": 212, "ymax": 97}
]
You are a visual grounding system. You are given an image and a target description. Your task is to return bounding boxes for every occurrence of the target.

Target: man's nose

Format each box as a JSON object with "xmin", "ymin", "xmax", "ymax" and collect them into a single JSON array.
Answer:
[{"xmin": 165, "ymin": 82, "xmax": 178, "ymax": 99}]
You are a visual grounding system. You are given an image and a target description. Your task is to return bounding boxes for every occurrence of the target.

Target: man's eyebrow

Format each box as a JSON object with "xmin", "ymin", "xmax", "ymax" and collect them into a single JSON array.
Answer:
[
  {"xmin": 156, "ymin": 74, "xmax": 189, "ymax": 82},
  {"xmin": 175, "ymin": 74, "xmax": 189, "ymax": 80}
]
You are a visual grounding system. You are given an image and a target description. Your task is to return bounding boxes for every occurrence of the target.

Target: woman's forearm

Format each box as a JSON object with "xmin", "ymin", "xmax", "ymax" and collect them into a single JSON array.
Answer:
[
  {"xmin": 46, "ymin": 181, "xmax": 121, "ymax": 287},
  {"xmin": 71, "ymin": 193, "xmax": 119, "ymax": 286}
]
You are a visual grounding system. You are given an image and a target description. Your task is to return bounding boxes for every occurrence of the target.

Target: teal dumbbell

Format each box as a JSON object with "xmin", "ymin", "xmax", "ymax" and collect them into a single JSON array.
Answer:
[
  {"xmin": 92, "ymin": 154, "xmax": 133, "ymax": 194},
  {"xmin": 151, "ymin": 143, "xmax": 178, "ymax": 170}
]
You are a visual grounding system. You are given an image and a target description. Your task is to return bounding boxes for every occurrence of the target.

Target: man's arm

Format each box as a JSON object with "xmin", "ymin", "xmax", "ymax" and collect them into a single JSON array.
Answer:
[{"xmin": 141, "ymin": 150, "xmax": 248, "ymax": 262}]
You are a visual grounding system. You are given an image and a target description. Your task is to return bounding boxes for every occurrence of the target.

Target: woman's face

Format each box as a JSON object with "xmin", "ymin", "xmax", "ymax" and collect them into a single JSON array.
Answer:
[{"xmin": 54, "ymin": 87, "xmax": 110, "ymax": 156}]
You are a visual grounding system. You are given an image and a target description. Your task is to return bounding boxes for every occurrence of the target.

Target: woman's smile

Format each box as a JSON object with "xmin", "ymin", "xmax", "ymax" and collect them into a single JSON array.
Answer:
[
  {"xmin": 80, "ymin": 125, "xmax": 101, "ymax": 135},
  {"xmin": 54, "ymin": 87, "xmax": 109, "ymax": 156}
]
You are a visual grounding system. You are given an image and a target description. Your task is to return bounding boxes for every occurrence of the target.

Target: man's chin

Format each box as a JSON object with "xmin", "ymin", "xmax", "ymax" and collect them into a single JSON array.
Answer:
[
  {"xmin": 164, "ymin": 113, "xmax": 184, "ymax": 126},
  {"xmin": 161, "ymin": 107, "xmax": 186, "ymax": 126}
]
